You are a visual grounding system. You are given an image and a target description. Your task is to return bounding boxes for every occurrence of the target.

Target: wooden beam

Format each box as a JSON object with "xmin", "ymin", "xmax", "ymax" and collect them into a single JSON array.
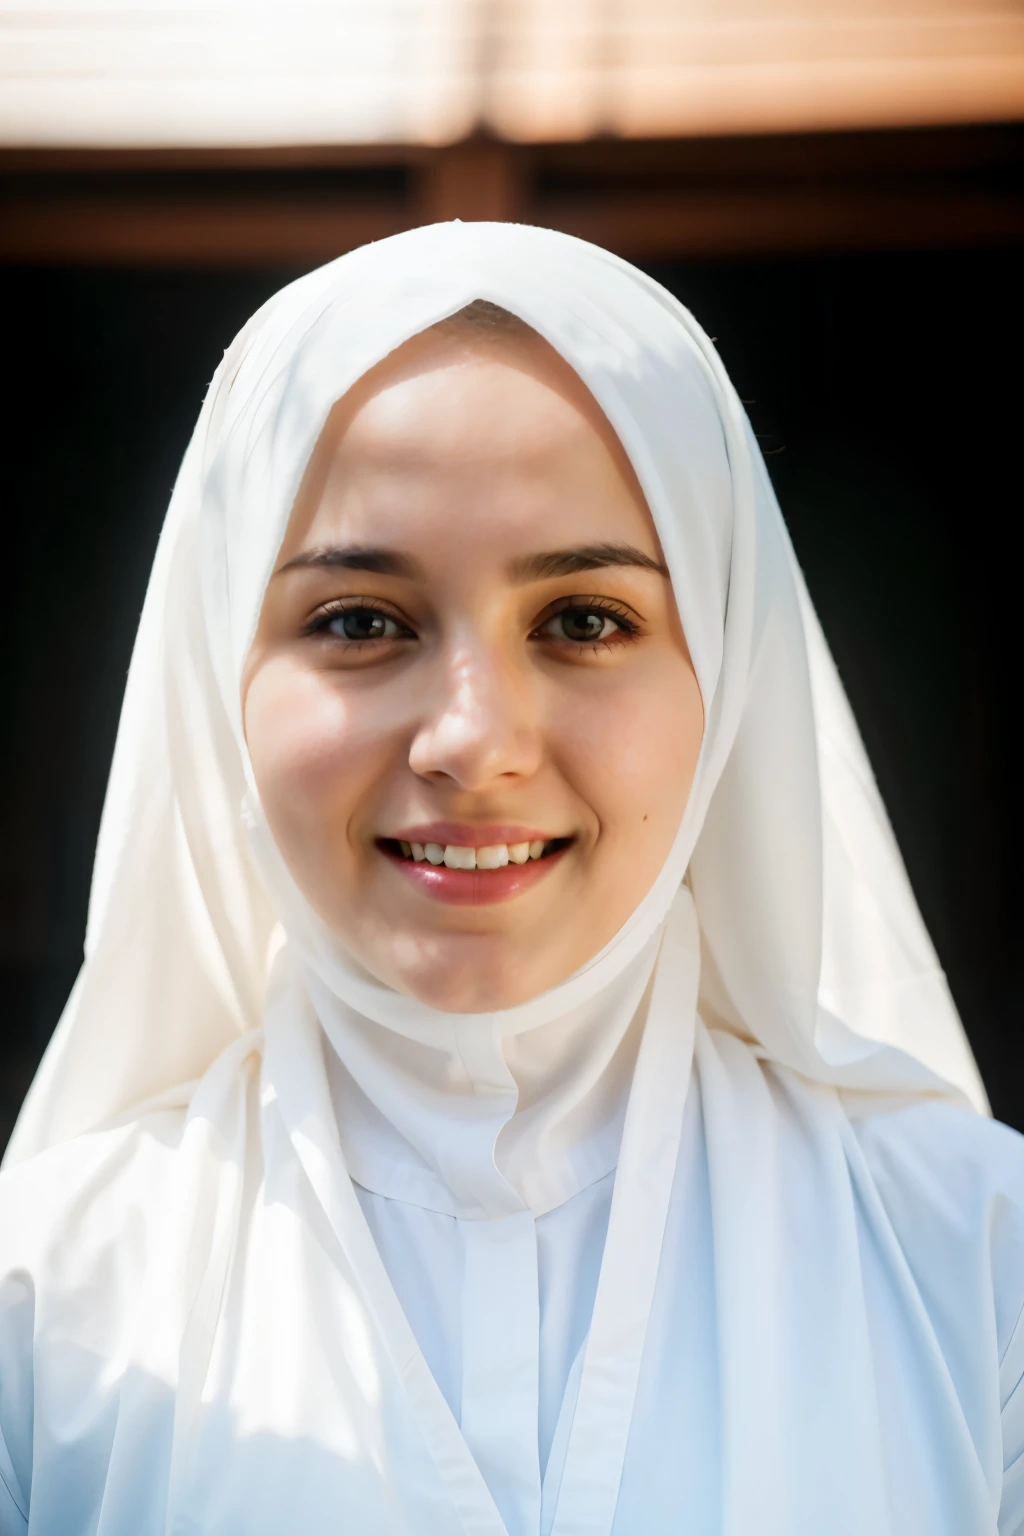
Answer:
[
  {"xmin": 0, "ymin": 194, "xmax": 406, "ymax": 266},
  {"xmin": 4, "ymin": 186, "xmax": 1019, "ymax": 266},
  {"xmin": 538, "ymin": 187, "xmax": 1024, "ymax": 259},
  {"xmin": 2, "ymin": 128, "xmax": 1021, "ymax": 266}
]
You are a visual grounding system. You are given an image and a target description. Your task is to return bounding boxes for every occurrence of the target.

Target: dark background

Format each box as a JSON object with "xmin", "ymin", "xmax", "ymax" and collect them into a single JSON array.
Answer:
[{"xmin": 1, "ymin": 244, "xmax": 1020, "ymax": 1151}]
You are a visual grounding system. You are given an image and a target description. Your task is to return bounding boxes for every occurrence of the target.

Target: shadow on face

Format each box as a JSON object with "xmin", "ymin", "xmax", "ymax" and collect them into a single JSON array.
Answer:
[{"xmin": 243, "ymin": 308, "xmax": 704, "ymax": 1012}]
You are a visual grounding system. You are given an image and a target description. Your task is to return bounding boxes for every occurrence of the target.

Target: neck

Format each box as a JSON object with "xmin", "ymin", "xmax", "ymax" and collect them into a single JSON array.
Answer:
[{"xmin": 310, "ymin": 935, "xmax": 662, "ymax": 1220}]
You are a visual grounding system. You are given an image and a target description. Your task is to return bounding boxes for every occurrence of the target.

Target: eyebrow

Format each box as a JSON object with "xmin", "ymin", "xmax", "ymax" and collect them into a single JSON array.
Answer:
[
  {"xmin": 508, "ymin": 543, "xmax": 669, "ymax": 581},
  {"xmin": 274, "ymin": 540, "xmax": 668, "ymax": 582},
  {"xmin": 274, "ymin": 546, "xmax": 424, "ymax": 579}
]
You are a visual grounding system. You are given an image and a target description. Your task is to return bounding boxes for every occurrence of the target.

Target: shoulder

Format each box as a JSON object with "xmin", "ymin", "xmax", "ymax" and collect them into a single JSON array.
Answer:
[
  {"xmin": 0, "ymin": 1108, "xmax": 187, "ymax": 1280},
  {"xmin": 0, "ymin": 1110, "xmax": 190, "ymax": 1525},
  {"xmin": 850, "ymin": 1100, "xmax": 1024, "ymax": 1359},
  {"xmin": 0, "ymin": 1030, "xmax": 264, "ymax": 1282},
  {"xmin": 851, "ymin": 1096, "xmax": 1024, "ymax": 1210}
]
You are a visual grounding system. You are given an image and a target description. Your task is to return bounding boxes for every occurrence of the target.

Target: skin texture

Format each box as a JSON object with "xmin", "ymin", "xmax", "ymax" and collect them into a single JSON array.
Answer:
[{"xmin": 243, "ymin": 323, "xmax": 704, "ymax": 1011}]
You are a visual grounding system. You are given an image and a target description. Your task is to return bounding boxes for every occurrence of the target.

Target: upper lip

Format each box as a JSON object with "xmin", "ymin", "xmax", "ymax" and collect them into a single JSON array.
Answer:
[{"xmin": 386, "ymin": 822, "xmax": 564, "ymax": 848}]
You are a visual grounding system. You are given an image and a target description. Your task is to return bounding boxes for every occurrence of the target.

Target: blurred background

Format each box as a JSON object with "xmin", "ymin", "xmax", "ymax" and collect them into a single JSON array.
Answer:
[{"xmin": 1, "ymin": 0, "xmax": 1022, "ymax": 1150}]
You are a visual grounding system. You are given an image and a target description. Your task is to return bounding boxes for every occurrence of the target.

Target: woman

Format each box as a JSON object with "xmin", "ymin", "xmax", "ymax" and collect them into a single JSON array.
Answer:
[{"xmin": 0, "ymin": 221, "xmax": 1021, "ymax": 1535}]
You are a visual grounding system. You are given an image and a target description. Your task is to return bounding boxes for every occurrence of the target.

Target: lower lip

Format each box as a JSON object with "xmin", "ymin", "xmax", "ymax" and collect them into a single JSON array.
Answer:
[{"xmin": 380, "ymin": 844, "xmax": 569, "ymax": 906}]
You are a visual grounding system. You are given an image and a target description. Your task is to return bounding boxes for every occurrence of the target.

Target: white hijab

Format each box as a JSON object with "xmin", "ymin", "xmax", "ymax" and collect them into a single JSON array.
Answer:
[
  {"xmin": 3, "ymin": 221, "xmax": 1000, "ymax": 1536},
  {"xmin": 6, "ymin": 219, "xmax": 984, "ymax": 1172}
]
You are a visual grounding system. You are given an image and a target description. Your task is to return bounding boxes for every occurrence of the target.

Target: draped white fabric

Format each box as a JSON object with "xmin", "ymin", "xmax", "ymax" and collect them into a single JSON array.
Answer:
[{"xmin": 1, "ymin": 222, "xmax": 1021, "ymax": 1535}]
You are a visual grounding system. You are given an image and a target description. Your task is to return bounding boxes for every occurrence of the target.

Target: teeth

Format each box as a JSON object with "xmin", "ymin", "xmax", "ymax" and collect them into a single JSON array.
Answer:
[{"xmin": 396, "ymin": 839, "xmax": 557, "ymax": 868}]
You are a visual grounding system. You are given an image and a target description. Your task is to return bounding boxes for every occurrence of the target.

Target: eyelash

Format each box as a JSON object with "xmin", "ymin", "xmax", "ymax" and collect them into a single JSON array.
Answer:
[
  {"xmin": 303, "ymin": 597, "xmax": 414, "ymax": 645},
  {"xmin": 303, "ymin": 595, "xmax": 642, "ymax": 652},
  {"xmin": 530, "ymin": 596, "xmax": 641, "ymax": 649}
]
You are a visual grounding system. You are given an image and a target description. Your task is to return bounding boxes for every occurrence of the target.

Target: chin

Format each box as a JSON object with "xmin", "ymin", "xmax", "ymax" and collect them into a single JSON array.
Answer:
[
  {"xmin": 404, "ymin": 970, "xmax": 539, "ymax": 1015},
  {"xmin": 390, "ymin": 935, "xmax": 555, "ymax": 1014}
]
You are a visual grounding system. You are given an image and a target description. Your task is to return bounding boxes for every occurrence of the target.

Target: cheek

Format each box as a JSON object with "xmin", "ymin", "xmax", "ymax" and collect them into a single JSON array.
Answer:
[
  {"xmin": 552, "ymin": 659, "xmax": 702, "ymax": 849},
  {"xmin": 244, "ymin": 661, "xmax": 394, "ymax": 845}
]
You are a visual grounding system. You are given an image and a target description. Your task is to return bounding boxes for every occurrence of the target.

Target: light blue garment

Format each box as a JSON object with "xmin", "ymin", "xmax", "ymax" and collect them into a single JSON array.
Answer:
[{"xmin": 2, "ymin": 1026, "xmax": 1022, "ymax": 1535}]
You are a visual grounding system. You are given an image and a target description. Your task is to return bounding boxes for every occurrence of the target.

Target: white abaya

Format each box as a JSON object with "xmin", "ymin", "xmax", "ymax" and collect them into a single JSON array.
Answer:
[
  {"xmin": 1, "ymin": 222, "xmax": 1022, "ymax": 1535},
  {"xmin": 2, "ymin": 1002, "xmax": 1023, "ymax": 1535}
]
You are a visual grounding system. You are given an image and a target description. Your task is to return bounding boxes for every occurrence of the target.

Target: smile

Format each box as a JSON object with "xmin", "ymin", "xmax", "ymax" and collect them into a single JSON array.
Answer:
[{"xmin": 377, "ymin": 829, "xmax": 574, "ymax": 906}]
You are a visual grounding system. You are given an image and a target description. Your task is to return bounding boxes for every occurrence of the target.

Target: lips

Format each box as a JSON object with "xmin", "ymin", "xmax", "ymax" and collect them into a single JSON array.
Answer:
[{"xmin": 377, "ymin": 827, "xmax": 573, "ymax": 906}]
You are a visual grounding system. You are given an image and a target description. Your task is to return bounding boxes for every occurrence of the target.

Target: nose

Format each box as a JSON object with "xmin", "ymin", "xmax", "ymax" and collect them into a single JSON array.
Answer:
[{"xmin": 408, "ymin": 636, "xmax": 543, "ymax": 791}]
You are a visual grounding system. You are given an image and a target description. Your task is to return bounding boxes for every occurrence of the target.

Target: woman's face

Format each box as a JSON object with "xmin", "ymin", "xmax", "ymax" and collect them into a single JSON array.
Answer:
[{"xmin": 243, "ymin": 322, "xmax": 703, "ymax": 1011}]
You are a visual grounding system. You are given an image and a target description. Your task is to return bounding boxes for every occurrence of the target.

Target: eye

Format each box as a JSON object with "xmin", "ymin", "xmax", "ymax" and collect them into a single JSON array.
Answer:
[
  {"xmin": 306, "ymin": 601, "xmax": 414, "ymax": 643},
  {"xmin": 329, "ymin": 608, "xmax": 404, "ymax": 641},
  {"xmin": 549, "ymin": 609, "xmax": 617, "ymax": 642},
  {"xmin": 534, "ymin": 601, "xmax": 640, "ymax": 647}
]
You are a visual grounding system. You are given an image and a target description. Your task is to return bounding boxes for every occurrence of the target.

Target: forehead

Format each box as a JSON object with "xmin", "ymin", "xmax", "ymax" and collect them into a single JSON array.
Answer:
[{"xmin": 286, "ymin": 328, "xmax": 659, "ymax": 561}]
